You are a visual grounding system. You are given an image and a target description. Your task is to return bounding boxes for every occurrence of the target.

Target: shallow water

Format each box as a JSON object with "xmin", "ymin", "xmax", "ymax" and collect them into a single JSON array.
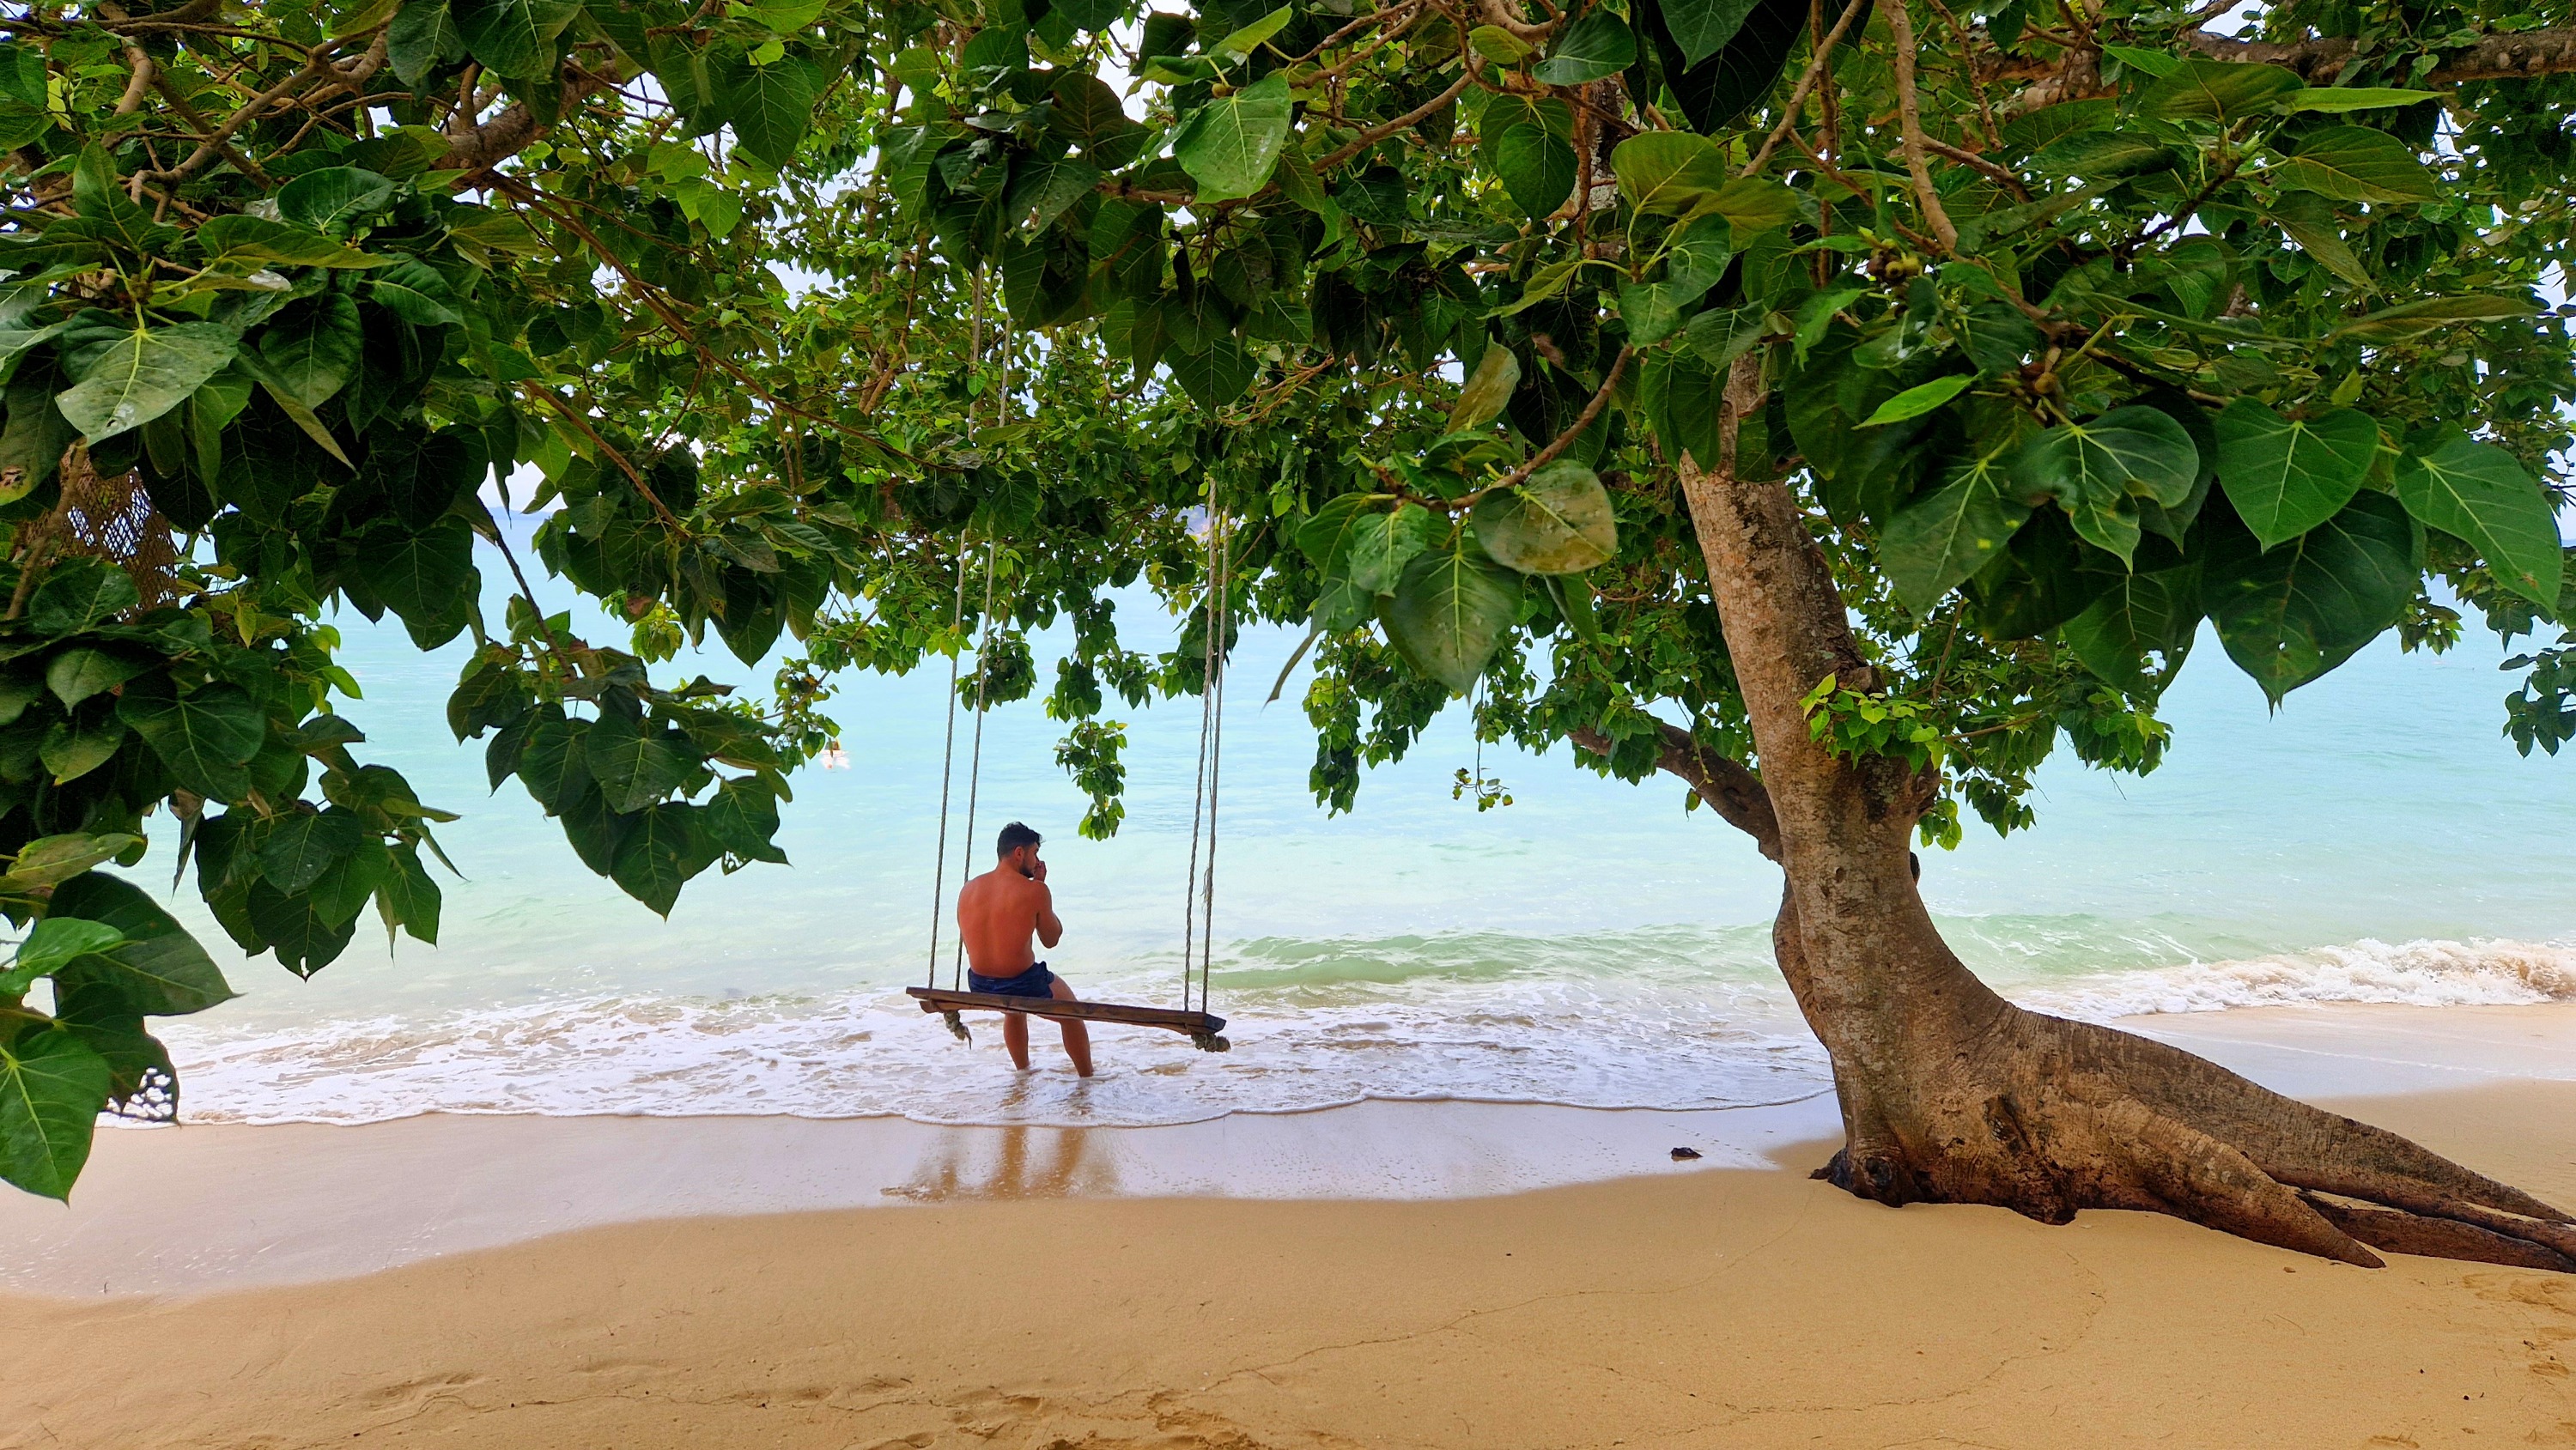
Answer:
[{"xmin": 140, "ymin": 526, "xmax": 2576, "ymax": 1128}]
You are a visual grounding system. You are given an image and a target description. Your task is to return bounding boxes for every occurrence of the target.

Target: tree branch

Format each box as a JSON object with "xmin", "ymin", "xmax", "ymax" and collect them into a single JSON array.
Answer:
[
  {"xmin": 1878, "ymin": 0, "xmax": 1960, "ymax": 254},
  {"xmin": 1570, "ymin": 721, "xmax": 1781, "ymax": 858},
  {"xmin": 1311, "ymin": 64, "xmax": 1476, "ymax": 173},
  {"xmin": 2184, "ymin": 24, "xmax": 2576, "ymax": 82},
  {"xmin": 447, "ymin": 63, "xmax": 627, "ymax": 172},
  {"xmin": 1743, "ymin": 0, "xmax": 1872, "ymax": 178}
]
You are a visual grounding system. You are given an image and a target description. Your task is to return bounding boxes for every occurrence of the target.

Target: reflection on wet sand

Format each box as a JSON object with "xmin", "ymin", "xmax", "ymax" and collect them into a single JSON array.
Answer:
[{"xmin": 888, "ymin": 1081, "xmax": 1123, "ymax": 1200}]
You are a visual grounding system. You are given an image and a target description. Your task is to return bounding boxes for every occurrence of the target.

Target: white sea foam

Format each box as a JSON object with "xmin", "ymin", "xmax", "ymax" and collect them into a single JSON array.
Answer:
[{"xmin": 147, "ymin": 932, "xmax": 2575, "ymax": 1129}]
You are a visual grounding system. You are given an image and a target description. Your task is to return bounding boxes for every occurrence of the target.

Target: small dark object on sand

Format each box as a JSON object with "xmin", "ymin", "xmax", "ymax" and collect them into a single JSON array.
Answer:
[{"xmin": 1670, "ymin": 1146, "xmax": 1702, "ymax": 1161}]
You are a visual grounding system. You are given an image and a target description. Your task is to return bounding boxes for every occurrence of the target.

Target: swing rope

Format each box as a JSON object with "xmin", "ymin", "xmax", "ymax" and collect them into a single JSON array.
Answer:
[
  {"xmin": 1180, "ymin": 487, "xmax": 1229, "ymax": 1019},
  {"xmin": 951, "ymin": 537, "xmax": 999, "ymax": 993}
]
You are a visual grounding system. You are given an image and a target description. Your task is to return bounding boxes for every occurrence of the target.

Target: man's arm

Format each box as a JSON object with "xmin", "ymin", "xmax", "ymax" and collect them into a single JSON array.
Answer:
[{"xmin": 1032, "ymin": 881, "xmax": 1064, "ymax": 949}]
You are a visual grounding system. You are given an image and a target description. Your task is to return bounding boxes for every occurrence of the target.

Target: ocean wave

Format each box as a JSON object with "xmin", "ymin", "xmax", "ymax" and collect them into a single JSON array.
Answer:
[
  {"xmin": 2018, "ymin": 937, "xmax": 2576, "ymax": 1019},
  {"xmin": 146, "ymin": 933, "xmax": 2573, "ymax": 1129}
]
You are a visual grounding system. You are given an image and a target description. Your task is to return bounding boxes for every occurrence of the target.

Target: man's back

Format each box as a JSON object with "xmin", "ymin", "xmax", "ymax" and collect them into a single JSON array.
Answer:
[{"xmin": 957, "ymin": 865, "xmax": 1060, "ymax": 974}]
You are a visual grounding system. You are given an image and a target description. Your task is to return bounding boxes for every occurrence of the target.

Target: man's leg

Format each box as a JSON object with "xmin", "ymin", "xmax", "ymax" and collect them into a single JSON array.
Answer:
[
  {"xmin": 1000, "ymin": 1007, "xmax": 1032, "ymax": 1070},
  {"xmin": 1047, "ymin": 976, "xmax": 1093, "ymax": 1077}
]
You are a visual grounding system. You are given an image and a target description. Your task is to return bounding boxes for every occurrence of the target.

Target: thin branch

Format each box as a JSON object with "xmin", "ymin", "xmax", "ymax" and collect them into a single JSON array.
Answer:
[
  {"xmin": 519, "ymin": 382, "xmax": 683, "ymax": 530},
  {"xmin": 1878, "ymin": 0, "xmax": 1960, "ymax": 254},
  {"xmin": 1455, "ymin": 346, "xmax": 1634, "ymax": 507},
  {"xmin": 1742, "ymin": 0, "xmax": 1870, "ymax": 178},
  {"xmin": 1311, "ymin": 64, "xmax": 1477, "ymax": 173}
]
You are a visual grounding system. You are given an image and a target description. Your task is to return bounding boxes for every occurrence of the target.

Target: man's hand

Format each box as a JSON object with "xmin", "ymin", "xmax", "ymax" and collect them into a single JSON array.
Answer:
[{"xmin": 1032, "ymin": 857, "xmax": 1048, "ymax": 883}]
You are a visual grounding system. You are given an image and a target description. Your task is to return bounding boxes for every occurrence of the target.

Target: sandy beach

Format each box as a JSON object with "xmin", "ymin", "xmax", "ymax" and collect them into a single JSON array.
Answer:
[{"xmin": 3, "ymin": 1004, "xmax": 2573, "ymax": 1448}]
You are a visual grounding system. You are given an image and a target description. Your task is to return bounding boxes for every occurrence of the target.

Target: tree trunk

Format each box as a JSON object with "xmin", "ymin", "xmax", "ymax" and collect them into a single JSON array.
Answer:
[{"xmin": 1670, "ymin": 355, "xmax": 2576, "ymax": 1271}]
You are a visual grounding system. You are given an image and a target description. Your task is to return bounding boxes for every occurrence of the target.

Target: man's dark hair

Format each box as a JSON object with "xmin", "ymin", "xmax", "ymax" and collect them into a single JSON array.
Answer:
[{"xmin": 997, "ymin": 822, "xmax": 1042, "ymax": 857}]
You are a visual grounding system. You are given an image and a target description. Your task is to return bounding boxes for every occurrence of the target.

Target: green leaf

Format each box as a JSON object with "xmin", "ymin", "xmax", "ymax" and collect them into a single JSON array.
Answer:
[
  {"xmin": 2010, "ymin": 405, "xmax": 2201, "ymax": 531},
  {"xmin": 117, "ymin": 676, "xmax": 265, "ymax": 801},
  {"xmin": 1468, "ymin": 24, "xmax": 1533, "ymax": 61},
  {"xmin": 1472, "ymin": 460, "xmax": 1617, "ymax": 574},
  {"xmin": 1165, "ymin": 337, "xmax": 1255, "ymax": 410},
  {"xmin": 2271, "ymin": 125, "xmax": 2439, "ymax": 204},
  {"xmin": 1612, "ymin": 132, "xmax": 1729, "ymax": 216},
  {"xmin": 46, "ymin": 649, "xmax": 143, "ymax": 713},
  {"xmin": 3, "ymin": 834, "xmax": 144, "ymax": 891},
  {"xmin": 2207, "ymin": 491, "xmax": 2418, "ymax": 701},
  {"xmin": 2028, "ymin": 132, "xmax": 2178, "ymax": 180},
  {"xmin": 1616, "ymin": 279, "xmax": 1698, "ymax": 346},
  {"xmin": 388, "ymin": 0, "xmax": 465, "ymax": 86},
  {"xmin": 25, "ymin": 559, "xmax": 140, "ymax": 636},
  {"xmin": 584, "ymin": 708, "xmax": 692, "ymax": 814},
  {"xmin": 2392, "ymin": 440, "xmax": 2564, "ymax": 610},
  {"xmin": 2330, "ymin": 294, "xmax": 2532, "ymax": 345},
  {"xmin": 246, "ymin": 880, "xmax": 360, "ymax": 977},
  {"xmin": 1451, "ymin": 343, "xmax": 1521, "ymax": 433},
  {"xmin": 39, "ymin": 711, "xmax": 125, "ymax": 785},
  {"xmin": 369, "ymin": 259, "xmax": 464, "ymax": 325},
  {"xmin": 376, "ymin": 841, "xmax": 441, "ymax": 944},
  {"xmin": 1685, "ymin": 303, "xmax": 1772, "ymax": 372},
  {"xmin": 276, "ymin": 167, "xmax": 397, "ymax": 232},
  {"xmin": 2211, "ymin": 399, "xmax": 2379, "ymax": 549},
  {"xmin": 1170, "ymin": 72, "xmax": 1294, "ymax": 203},
  {"xmin": 0, "ymin": 1028, "xmax": 109, "ymax": 1199},
  {"xmin": 2139, "ymin": 58, "xmax": 2304, "ymax": 121},
  {"xmin": 0, "ymin": 917, "xmax": 127, "ymax": 995},
  {"xmin": 363, "ymin": 519, "xmax": 479, "ymax": 647},
  {"xmin": 703, "ymin": 779, "xmax": 787, "ymax": 865},
  {"xmin": 2099, "ymin": 44, "xmax": 2181, "ymax": 78},
  {"xmin": 1006, "ymin": 155, "xmax": 1102, "ymax": 233},
  {"xmin": 2063, "ymin": 565, "xmax": 2202, "ymax": 699},
  {"xmin": 2281, "ymin": 87, "xmax": 2441, "ymax": 113},
  {"xmin": 1880, "ymin": 452, "xmax": 2033, "ymax": 611},
  {"xmin": 48, "ymin": 871, "xmax": 236, "ymax": 1016},
  {"xmin": 451, "ymin": 0, "xmax": 580, "ymax": 79},
  {"xmin": 255, "ymin": 294, "xmax": 364, "ymax": 410},
  {"xmin": 1210, "ymin": 3, "xmax": 1291, "ymax": 58},
  {"xmin": 721, "ymin": 55, "xmax": 825, "ymax": 167},
  {"xmin": 1382, "ymin": 543, "xmax": 1523, "ymax": 694},
  {"xmin": 53, "ymin": 320, "xmax": 240, "ymax": 442},
  {"xmin": 611, "ymin": 802, "xmax": 709, "ymax": 914},
  {"xmin": 1662, "ymin": 0, "xmax": 1761, "ymax": 69},
  {"xmin": 1345, "ymin": 503, "xmax": 1443, "ymax": 594},
  {"xmin": 1862, "ymin": 373, "xmax": 1976, "ymax": 427},
  {"xmin": 1490, "ymin": 123, "xmax": 1577, "ymax": 221},
  {"xmin": 2270, "ymin": 191, "xmax": 2374, "ymax": 289},
  {"xmin": 197, "ymin": 215, "xmax": 383, "ymax": 270},
  {"xmin": 257, "ymin": 810, "xmax": 364, "ymax": 895},
  {"xmin": 1532, "ymin": 11, "xmax": 1636, "ymax": 84}
]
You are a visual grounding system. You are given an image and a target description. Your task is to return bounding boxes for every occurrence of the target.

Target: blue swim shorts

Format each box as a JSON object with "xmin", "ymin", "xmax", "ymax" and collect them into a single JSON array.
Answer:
[{"xmin": 967, "ymin": 962, "xmax": 1056, "ymax": 998}]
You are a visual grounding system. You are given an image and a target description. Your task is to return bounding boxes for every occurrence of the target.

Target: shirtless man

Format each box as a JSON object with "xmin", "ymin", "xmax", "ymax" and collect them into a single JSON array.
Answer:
[{"xmin": 956, "ymin": 822, "xmax": 1092, "ymax": 1076}]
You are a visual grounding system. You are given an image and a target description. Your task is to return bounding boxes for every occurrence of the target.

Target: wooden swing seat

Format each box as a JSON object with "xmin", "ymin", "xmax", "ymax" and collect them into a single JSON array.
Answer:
[{"xmin": 906, "ymin": 986, "xmax": 1226, "ymax": 1040}]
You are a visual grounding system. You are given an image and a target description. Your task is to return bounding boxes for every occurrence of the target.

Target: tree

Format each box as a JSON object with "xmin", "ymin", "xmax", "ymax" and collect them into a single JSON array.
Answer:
[{"xmin": 0, "ymin": 0, "xmax": 2572, "ymax": 1278}]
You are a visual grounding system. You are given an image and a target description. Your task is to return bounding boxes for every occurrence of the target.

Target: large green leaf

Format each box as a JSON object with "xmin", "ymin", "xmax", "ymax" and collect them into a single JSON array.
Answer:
[
  {"xmin": 2139, "ymin": 59, "xmax": 2304, "ymax": 121},
  {"xmin": 48, "ymin": 871, "xmax": 236, "ymax": 1017},
  {"xmin": 452, "ymin": 0, "xmax": 580, "ymax": 78},
  {"xmin": 1382, "ymin": 543, "xmax": 1523, "ymax": 695},
  {"xmin": 1171, "ymin": 72, "xmax": 1294, "ymax": 203},
  {"xmin": 2269, "ymin": 191, "xmax": 2373, "ymax": 289},
  {"xmin": 610, "ymin": 802, "xmax": 711, "ymax": 915},
  {"xmin": 584, "ymin": 708, "xmax": 692, "ymax": 813},
  {"xmin": 255, "ymin": 294, "xmax": 364, "ymax": 410},
  {"xmin": 0, "ymin": 1028, "xmax": 109, "ymax": 1199},
  {"xmin": 246, "ymin": 880, "xmax": 360, "ymax": 977},
  {"xmin": 1471, "ymin": 461, "xmax": 1618, "ymax": 574},
  {"xmin": 1612, "ymin": 132, "xmax": 1730, "ymax": 216},
  {"xmin": 198, "ymin": 215, "xmax": 382, "ymax": 270},
  {"xmin": 2062, "ymin": 565, "xmax": 2202, "ymax": 700},
  {"xmin": 363, "ymin": 520, "xmax": 480, "ymax": 648},
  {"xmin": 369, "ymin": 259, "xmax": 464, "ymax": 325},
  {"xmin": 1450, "ymin": 343, "xmax": 1521, "ymax": 433},
  {"xmin": 2392, "ymin": 440, "xmax": 2564, "ymax": 610},
  {"xmin": 1532, "ymin": 10, "xmax": 1636, "ymax": 84},
  {"xmin": 2207, "ymin": 492, "xmax": 2419, "ymax": 701},
  {"xmin": 517, "ymin": 709, "xmax": 592, "ymax": 814},
  {"xmin": 275, "ymin": 167, "xmax": 396, "ymax": 232},
  {"xmin": 1344, "ymin": 502, "xmax": 1444, "ymax": 594},
  {"xmin": 1880, "ymin": 452, "xmax": 2034, "ymax": 611},
  {"xmin": 25, "ymin": 559, "xmax": 139, "ymax": 637},
  {"xmin": 1490, "ymin": 123, "xmax": 1577, "ymax": 221},
  {"xmin": 388, "ymin": 0, "xmax": 465, "ymax": 86},
  {"xmin": 257, "ymin": 809, "xmax": 365, "ymax": 895},
  {"xmin": 2010, "ymin": 406, "xmax": 2200, "ymax": 565},
  {"xmin": 39, "ymin": 711, "xmax": 125, "ymax": 785},
  {"xmin": 0, "ymin": 916, "xmax": 125, "ymax": 994},
  {"xmin": 1165, "ymin": 337, "xmax": 1255, "ymax": 410},
  {"xmin": 720, "ymin": 56, "xmax": 825, "ymax": 167},
  {"xmin": 53, "ymin": 320, "xmax": 239, "ymax": 441},
  {"xmin": 2272, "ymin": 125, "xmax": 2439, "ymax": 204},
  {"xmin": 2211, "ymin": 399, "xmax": 2379, "ymax": 549},
  {"xmin": 2330, "ymin": 294, "xmax": 2531, "ymax": 345},
  {"xmin": 116, "ymin": 676, "xmax": 265, "ymax": 800},
  {"xmin": 1662, "ymin": 0, "xmax": 1762, "ymax": 68}
]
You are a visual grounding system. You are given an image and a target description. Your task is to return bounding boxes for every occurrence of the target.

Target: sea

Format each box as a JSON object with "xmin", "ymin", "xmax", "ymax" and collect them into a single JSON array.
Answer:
[{"xmin": 133, "ymin": 522, "xmax": 2576, "ymax": 1131}]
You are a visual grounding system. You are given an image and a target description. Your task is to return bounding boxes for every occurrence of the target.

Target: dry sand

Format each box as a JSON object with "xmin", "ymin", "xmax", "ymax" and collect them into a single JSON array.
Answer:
[{"xmin": 6, "ymin": 1071, "xmax": 2576, "ymax": 1448}]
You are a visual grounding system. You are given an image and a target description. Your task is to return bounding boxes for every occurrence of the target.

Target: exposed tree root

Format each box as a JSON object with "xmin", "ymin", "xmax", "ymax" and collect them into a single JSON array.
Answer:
[{"xmin": 1805, "ymin": 998, "xmax": 2575, "ymax": 1274}]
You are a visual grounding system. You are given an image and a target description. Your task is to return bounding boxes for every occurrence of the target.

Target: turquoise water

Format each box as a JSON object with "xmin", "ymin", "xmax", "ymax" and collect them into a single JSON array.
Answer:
[{"xmin": 145, "ymin": 525, "xmax": 2576, "ymax": 1126}]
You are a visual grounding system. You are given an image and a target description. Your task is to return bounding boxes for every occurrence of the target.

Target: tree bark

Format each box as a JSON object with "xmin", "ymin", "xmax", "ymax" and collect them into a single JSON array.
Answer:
[{"xmin": 1657, "ymin": 351, "xmax": 2576, "ymax": 1270}]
